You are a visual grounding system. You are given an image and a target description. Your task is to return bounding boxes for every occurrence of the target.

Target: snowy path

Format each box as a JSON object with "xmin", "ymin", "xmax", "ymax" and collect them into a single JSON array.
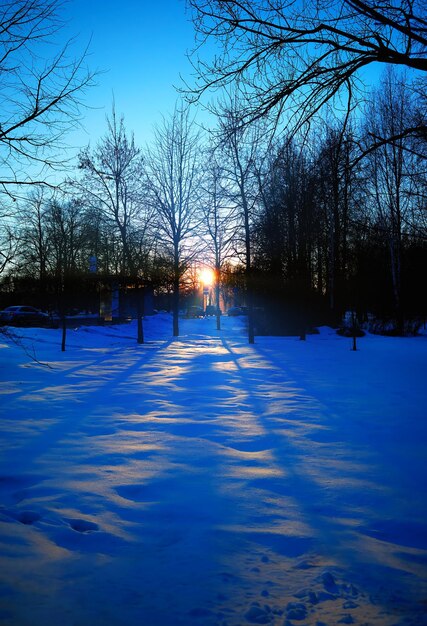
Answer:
[{"xmin": 1, "ymin": 317, "xmax": 427, "ymax": 625}]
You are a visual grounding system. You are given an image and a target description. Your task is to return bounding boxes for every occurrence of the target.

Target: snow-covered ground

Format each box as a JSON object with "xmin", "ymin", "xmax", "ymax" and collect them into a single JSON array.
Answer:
[{"xmin": 0, "ymin": 314, "xmax": 426, "ymax": 626}]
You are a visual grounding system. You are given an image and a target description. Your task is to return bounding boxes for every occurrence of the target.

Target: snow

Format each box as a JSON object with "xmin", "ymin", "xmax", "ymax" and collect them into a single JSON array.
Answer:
[{"xmin": 0, "ymin": 314, "xmax": 426, "ymax": 626}]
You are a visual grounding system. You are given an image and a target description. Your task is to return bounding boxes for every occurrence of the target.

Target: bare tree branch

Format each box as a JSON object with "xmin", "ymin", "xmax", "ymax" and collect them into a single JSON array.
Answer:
[
  {"xmin": 0, "ymin": 0, "xmax": 96, "ymax": 198},
  {"xmin": 186, "ymin": 0, "xmax": 427, "ymax": 146}
]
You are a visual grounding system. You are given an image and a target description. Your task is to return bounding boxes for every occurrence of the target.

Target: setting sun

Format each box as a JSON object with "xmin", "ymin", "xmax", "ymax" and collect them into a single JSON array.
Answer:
[{"xmin": 199, "ymin": 268, "xmax": 215, "ymax": 286}]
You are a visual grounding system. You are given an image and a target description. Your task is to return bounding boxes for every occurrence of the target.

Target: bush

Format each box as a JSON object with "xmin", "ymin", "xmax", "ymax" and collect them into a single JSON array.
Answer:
[{"xmin": 364, "ymin": 318, "xmax": 422, "ymax": 336}]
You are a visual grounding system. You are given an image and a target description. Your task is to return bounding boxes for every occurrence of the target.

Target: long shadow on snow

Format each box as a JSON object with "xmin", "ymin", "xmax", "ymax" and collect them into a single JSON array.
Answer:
[{"xmin": 224, "ymin": 336, "xmax": 427, "ymax": 608}]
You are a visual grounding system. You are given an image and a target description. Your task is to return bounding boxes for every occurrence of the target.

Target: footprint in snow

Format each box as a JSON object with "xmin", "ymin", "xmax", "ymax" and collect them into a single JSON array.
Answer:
[
  {"xmin": 244, "ymin": 603, "xmax": 273, "ymax": 624},
  {"xmin": 17, "ymin": 511, "xmax": 42, "ymax": 525},
  {"xmin": 0, "ymin": 508, "xmax": 42, "ymax": 525},
  {"xmin": 66, "ymin": 518, "xmax": 99, "ymax": 533},
  {"xmin": 286, "ymin": 601, "xmax": 308, "ymax": 621}
]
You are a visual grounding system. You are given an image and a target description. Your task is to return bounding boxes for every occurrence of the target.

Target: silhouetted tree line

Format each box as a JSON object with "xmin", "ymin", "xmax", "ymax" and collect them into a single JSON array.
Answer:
[{"xmin": 3, "ymin": 70, "xmax": 426, "ymax": 337}]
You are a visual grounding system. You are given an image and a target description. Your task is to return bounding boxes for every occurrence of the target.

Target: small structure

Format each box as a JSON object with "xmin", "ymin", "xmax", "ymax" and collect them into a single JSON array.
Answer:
[{"xmin": 99, "ymin": 279, "xmax": 153, "ymax": 323}]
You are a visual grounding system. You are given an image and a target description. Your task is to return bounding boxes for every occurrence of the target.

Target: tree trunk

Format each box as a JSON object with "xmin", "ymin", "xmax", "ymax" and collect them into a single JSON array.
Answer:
[
  {"xmin": 215, "ymin": 279, "xmax": 221, "ymax": 331},
  {"xmin": 61, "ymin": 315, "xmax": 67, "ymax": 352},
  {"xmin": 389, "ymin": 237, "xmax": 403, "ymax": 334},
  {"xmin": 172, "ymin": 242, "xmax": 180, "ymax": 337},
  {"xmin": 247, "ymin": 270, "xmax": 255, "ymax": 345},
  {"xmin": 136, "ymin": 286, "xmax": 144, "ymax": 344},
  {"xmin": 242, "ymin": 190, "xmax": 255, "ymax": 344},
  {"xmin": 172, "ymin": 275, "xmax": 180, "ymax": 337},
  {"xmin": 172, "ymin": 285, "xmax": 179, "ymax": 337}
]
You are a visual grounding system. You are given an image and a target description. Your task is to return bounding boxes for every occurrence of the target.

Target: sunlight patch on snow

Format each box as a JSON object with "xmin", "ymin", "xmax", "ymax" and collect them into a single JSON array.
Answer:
[
  {"xmin": 0, "ymin": 382, "xmax": 26, "ymax": 396},
  {"xmin": 20, "ymin": 382, "xmax": 101, "ymax": 403},
  {"xmin": 211, "ymin": 360, "xmax": 239, "ymax": 372},
  {"xmin": 350, "ymin": 532, "xmax": 427, "ymax": 579},
  {"xmin": 223, "ymin": 465, "xmax": 285, "ymax": 480},
  {"xmin": 306, "ymin": 472, "xmax": 386, "ymax": 493},
  {"xmin": 37, "ymin": 360, "xmax": 89, "ymax": 372},
  {"xmin": 142, "ymin": 368, "xmax": 192, "ymax": 391},
  {"xmin": 219, "ymin": 446, "xmax": 274, "ymax": 461}
]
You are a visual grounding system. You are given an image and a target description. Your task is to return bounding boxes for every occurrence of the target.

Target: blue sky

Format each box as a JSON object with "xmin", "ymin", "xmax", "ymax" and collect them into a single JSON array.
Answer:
[
  {"xmin": 63, "ymin": 0, "xmax": 201, "ymax": 149},
  {"xmin": 59, "ymin": 1, "xmax": 388, "ymax": 154}
]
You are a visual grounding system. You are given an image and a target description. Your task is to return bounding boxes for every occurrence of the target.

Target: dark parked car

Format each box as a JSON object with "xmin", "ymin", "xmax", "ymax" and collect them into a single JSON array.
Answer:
[
  {"xmin": 205, "ymin": 305, "xmax": 221, "ymax": 316},
  {"xmin": 0, "ymin": 305, "xmax": 50, "ymax": 327},
  {"xmin": 186, "ymin": 306, "xmax": 205, "ymax": 318}
]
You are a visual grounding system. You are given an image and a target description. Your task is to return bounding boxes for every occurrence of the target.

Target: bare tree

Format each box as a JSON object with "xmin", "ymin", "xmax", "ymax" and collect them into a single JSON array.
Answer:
[
  {"xmin": 312, "ymin": 121, "xmax": 359, "ymax": 315},
  {"xmin": 216, "ymin": 104, "xmax": 267, "ymax": 343},
  {"xmin": 18, "ymin": 187, "xmax": 51, "ymax": 285},
  {"xmin": 45, "ymin": 197, "xmax": 90, "ymax": 280},
  {"xmin": 253, "ymin": 135, "xmax": 319, "ymax": 337},
  {"xmin": 78, "ymin": 107, "xmax": 156, "ymax": 344},
  {"xmin": 18, "ymin": 187, "xmax": 111, "ymax": 286},
  {"xmin": 0, "ymin": 219, "xmax": 17, "ymax": 276},
  {"xmin": 144, "ymin": 105, "xmax": 202, "ymax": 337},
  {"xmin": 0, "ymin": 0, "xmax": 94, "ymax": 198},
  {"xmin": 364, "ymin": 70, "xmax": 419, "ymax": 331},
  {"xmin": 200, "ymin": 148, "xmax": 235, "ymax": 329},
  {"xmin": 78, "ymin": 106, "xmax": 152, "ymax": 277},
  {"xmin": 187, "ymin": 0, "xmax": 427, "ymax": 143}
]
